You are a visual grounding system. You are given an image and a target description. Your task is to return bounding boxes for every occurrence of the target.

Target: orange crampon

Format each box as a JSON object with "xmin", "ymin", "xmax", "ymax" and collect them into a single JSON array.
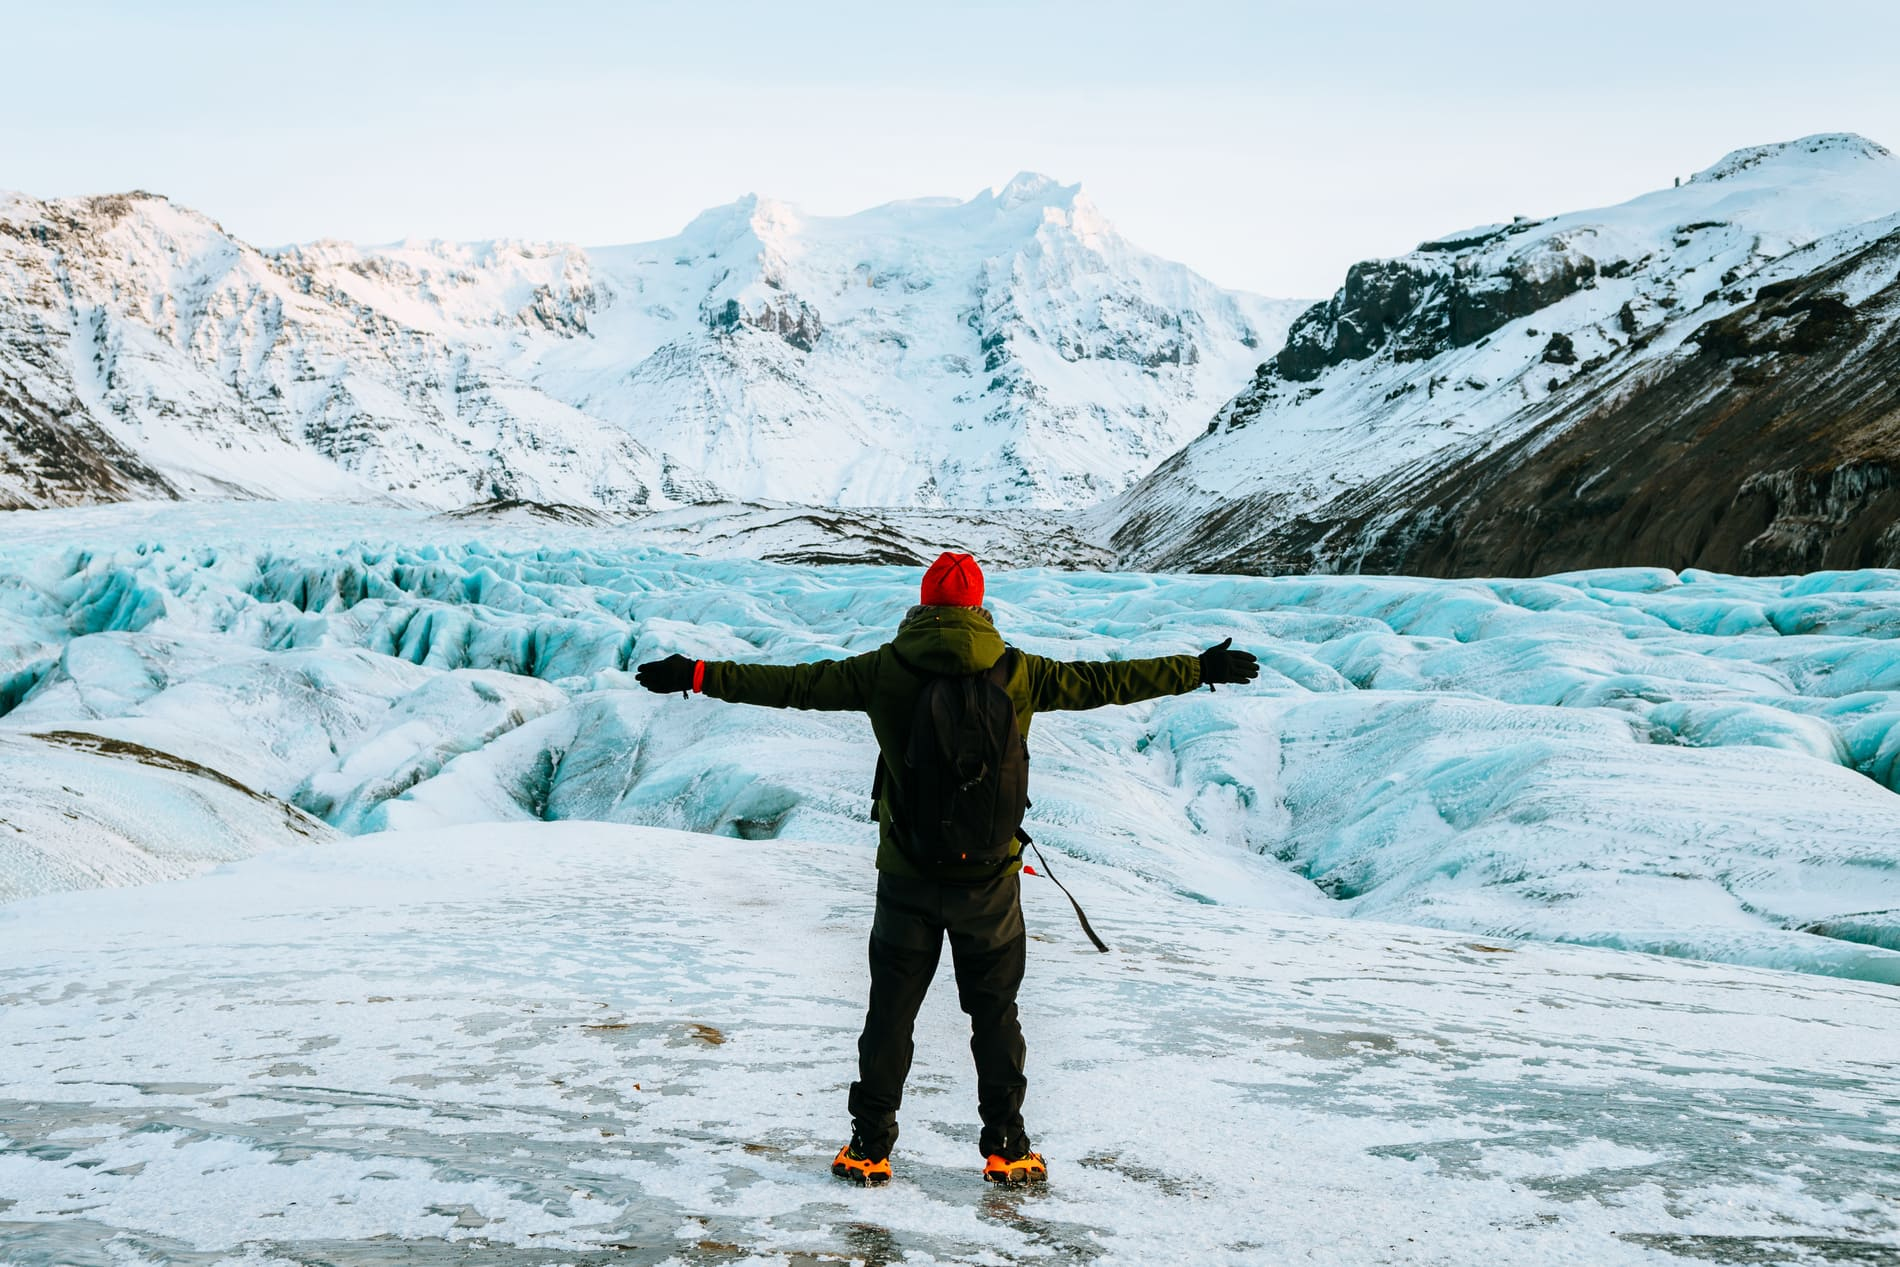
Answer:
[
  {"xmin": 983, "ymin": 1151, "xmax": 1048, "ymax": 1186},
  {"xmin": 832, "ymin": 1142, "xmax": 893, "ymax": 1187}
]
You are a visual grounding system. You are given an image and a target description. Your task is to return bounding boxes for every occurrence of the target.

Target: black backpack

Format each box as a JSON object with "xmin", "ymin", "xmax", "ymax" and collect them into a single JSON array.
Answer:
[{"xmin": 885, "ymin": 648, "xmax": 1029, "ymax": 874}]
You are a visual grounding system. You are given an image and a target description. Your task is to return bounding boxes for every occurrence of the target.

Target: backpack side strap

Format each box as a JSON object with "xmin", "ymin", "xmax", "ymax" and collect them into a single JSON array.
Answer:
[{"xmin": 1026, "ymin": 839, "xmax": 1110, "ymax": 953}]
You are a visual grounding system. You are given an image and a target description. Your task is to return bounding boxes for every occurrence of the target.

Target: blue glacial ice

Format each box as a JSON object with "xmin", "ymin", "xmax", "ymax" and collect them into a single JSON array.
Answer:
[{"xmin": 2, "ymin": 504, "xmax": 1899, "ymax": 983}]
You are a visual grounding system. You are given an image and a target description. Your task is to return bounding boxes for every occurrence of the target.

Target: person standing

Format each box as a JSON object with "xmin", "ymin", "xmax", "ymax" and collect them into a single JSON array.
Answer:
[{"xmin": 636, "ymin": 551, "xmax": 1259, "ymax": 1186}]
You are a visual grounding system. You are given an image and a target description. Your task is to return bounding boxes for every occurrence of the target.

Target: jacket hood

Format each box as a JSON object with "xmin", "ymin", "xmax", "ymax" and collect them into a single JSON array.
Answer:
[{"xmin": 891, "ymin": 604, "xmax": 1006, "ymax": 674}]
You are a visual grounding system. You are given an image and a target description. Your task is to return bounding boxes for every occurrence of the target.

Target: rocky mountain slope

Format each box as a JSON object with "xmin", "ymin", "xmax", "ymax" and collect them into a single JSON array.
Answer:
[
  {"xmin": 1104, "ymin": 134, "xmax": 1900, "ymax": 576},
  {"xmin": 0, "ymin": 177, "xmax": 1299, "ymax": 514},
  {"xmin": 1299, "ymin": 216, "xmax": 1900, "ymax": 575}
]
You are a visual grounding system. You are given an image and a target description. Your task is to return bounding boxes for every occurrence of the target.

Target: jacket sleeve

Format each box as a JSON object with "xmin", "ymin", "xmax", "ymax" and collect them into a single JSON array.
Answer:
[
  {"xmin": 1024, "ymin": 651, "xmax": 1201, "ymax": 712},
  {"xmin": 699, "ymin": 649, "xmax": 881, "ymax": 711}
]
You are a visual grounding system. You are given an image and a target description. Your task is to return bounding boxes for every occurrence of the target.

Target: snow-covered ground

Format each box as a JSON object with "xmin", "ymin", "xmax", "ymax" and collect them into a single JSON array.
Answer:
[{"xmin": 2, "ymin": 824, "xmax": 1896, "ymax": 1266}]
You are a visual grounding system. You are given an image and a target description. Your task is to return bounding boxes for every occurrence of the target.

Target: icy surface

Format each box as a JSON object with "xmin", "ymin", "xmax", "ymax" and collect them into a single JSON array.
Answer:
[
  {"xmin": 1, "ymin": 824, "xmax": 1896, "ymax": 1266},
  {"xmin": 3, "ymin": 503, "xmax": 1900, "ymax": 988},
  {"xmin": 0, "ymin": 729, "xmax": 336, "ymax": 896}
]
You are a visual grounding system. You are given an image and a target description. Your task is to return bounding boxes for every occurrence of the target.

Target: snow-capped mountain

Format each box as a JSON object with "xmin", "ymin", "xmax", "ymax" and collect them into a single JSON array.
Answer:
[
  {"xmin": 0, "ymin": 176, "xmax": 1301, "ymax": 513},
  {"xmin": 1105, "ymin": 133, "xmax": 1900, "ymax": 575},
  {"xmin": 0, "ymin": 194, "xmax": 675, "ymax": 512}
]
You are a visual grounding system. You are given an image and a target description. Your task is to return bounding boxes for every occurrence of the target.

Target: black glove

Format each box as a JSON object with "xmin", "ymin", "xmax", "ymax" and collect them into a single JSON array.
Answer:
[
  {"xmin": 1199, "ymin": 637, "xmax": 1259, "ymax": 690},
  {"xmin": 635, "ymin": 653, "xmax": 698, "ymax": 696}
]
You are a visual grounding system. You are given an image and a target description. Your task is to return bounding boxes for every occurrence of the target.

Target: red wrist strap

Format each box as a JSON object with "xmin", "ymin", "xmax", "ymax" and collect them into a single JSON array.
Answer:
[{"xmin": 692, "ymin": 660, "xmax": 706, "ymax": 693}]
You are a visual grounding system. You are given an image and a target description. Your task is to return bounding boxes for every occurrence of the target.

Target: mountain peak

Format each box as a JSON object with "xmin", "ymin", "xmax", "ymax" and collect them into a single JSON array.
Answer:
[
  {"xmin": 60, "ymin": 190, "xmax": 242, "ymax": 245},
  {"xmin": 1692, "ymin": 133, "xmax": 1894, "ymax": 184},
  {"xmin": 990, "ymin": 171, "xmax": 1081, "ymax": 210},
  {"xmin": 673, "ymin": 192, "xmax": 801, "ymax": 249}
]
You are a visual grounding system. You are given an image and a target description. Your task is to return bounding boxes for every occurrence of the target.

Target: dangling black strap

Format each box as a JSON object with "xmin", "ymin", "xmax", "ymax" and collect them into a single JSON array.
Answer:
[{"xmin": 1027, "ymin": 839, "xmax": 1110, "ymax": 954}]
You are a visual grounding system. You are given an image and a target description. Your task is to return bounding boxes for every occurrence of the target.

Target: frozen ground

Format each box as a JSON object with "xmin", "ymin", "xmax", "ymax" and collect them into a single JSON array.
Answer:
[
  {"xmin": 2, "ymin": 824, "xmax": 1897, "ymax": 1266},
  {"xmin": 3, "ymin": 503, "xmax": 1900, "ymax": 982}
]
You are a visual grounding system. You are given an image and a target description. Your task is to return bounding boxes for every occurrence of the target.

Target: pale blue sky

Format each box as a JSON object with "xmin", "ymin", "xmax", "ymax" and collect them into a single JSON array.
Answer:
[{"xmin": 4, "ymin": 0, "xmax": 1897, "ymax": 295}]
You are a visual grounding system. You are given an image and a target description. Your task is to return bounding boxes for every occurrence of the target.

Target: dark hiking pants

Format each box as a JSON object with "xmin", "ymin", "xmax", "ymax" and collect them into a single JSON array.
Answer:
[{"xmin": 847, "ymin": 870, "xmax": 1027, "ymax": 1159}]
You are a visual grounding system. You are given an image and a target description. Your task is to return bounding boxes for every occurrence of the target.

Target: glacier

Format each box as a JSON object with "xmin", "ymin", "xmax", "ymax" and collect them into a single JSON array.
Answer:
[
  {"xmin": 2, "ymin": 503, "xmax": 1899, "ymax": 1263},
  {"xmin": 3, "ymin": 503, "xmax": 1899, "ymax": 983}
]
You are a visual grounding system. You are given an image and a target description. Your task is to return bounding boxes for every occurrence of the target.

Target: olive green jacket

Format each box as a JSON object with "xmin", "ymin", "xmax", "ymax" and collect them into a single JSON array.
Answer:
[{"xmin": 698, "ymin": 604, "xmax": 1203, "ymax": 878}]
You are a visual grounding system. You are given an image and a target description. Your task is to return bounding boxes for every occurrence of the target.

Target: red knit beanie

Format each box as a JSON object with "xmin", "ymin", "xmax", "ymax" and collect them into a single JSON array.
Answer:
[{"xmin": 920, "ymin": 551, "xmax": 984, "ymax": 607}]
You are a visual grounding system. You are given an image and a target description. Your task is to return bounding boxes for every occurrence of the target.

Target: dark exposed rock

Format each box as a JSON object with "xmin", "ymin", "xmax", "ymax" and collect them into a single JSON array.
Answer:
[
  {"xmin": 1445, "ymin": 254, "xmax": 1598, "ymax": 349},
  {"xmin": 707, "ymin": 298, "xmax": 738, "ymax": 333},
  {"xmin": 0, "ymin": 367, "xmax": 178, "ymax": 509},
  {"xmin": 1268, "ymin": 241, "xmax": 1600, "ymax": 384},
  {"xmin": 435, "ymin": 498, "xmax": 622, "ymax": 527},
  {"xmin": 1690, "ymin": 283, "xmax": 1858, "ymax": 359},
  {"xmin": 707, "ymin": 294, "xmax": 823, "ymax": 352},
  {"xmin": 1672, "ymin": 220, "xmax": 1728, "ymax": 246},
  {"xmin": 1541, "ymin": 332, "xmax": 1578, "ymax": 365},
  {"xmin": 1269, "ymin": 262, "xmax": 1429, "ymax": 382},
  {"xmin": 518, "ymin": 282, "xmax": 598, "ymax": 337}
]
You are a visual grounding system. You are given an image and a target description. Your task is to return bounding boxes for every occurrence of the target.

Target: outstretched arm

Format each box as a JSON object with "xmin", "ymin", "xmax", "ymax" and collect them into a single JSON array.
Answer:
[
  {"xmin": 635, "ymin": 649, "xmax": 880, "ymax": 712},
  {"xmin": 1026, "ymin": 638, "xmax": 1258, "ymax": 712}
]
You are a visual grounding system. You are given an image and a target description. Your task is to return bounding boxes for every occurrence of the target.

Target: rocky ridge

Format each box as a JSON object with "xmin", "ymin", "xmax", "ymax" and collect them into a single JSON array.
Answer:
[{"xmin": 1103, "ymin": 134, "xmax": 1900, "ymax": 577}]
